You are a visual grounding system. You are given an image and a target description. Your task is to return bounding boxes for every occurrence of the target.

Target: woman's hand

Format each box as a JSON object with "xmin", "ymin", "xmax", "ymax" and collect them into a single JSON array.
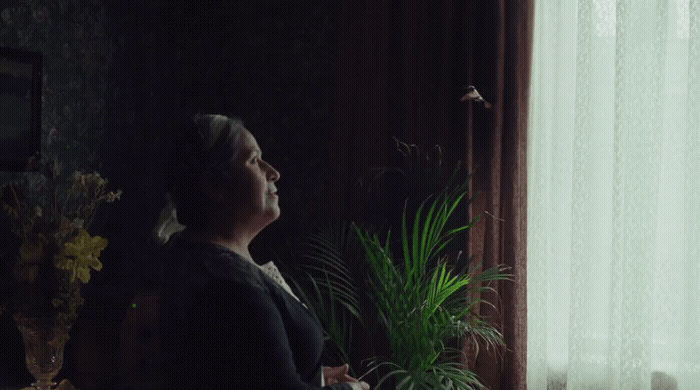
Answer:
[
  {"xmin": 346, "ymin": 381, "xmax": 370, "ymax": 390},
  {"xmin": 323, "ymin": 364, "xmax": 370, "ymax": 389},
  {"xmin": 323, "ymin": 364, "xmax": 354, "ymax": 384}
]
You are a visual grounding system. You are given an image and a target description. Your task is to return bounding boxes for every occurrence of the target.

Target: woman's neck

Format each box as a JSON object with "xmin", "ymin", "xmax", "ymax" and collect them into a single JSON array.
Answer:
[{"xmin": 183, "ymin": 228, "xmax": 255, "ymax": 262}]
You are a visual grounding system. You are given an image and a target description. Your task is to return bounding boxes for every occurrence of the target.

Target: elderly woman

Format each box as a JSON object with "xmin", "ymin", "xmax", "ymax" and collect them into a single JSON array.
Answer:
[{"xmin": 157, "ymin": 114, "xmax": 369, "ymax": 390}]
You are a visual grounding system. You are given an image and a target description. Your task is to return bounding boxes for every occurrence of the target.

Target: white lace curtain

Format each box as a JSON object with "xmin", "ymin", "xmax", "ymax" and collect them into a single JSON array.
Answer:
[{"xmin": 527, "ymin": 1, "xmax": 700, "ymax": 389}]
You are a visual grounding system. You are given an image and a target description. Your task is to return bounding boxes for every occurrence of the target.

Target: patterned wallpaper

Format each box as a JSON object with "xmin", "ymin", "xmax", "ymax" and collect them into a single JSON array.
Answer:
[
  {"xmin": 0, "ymin": 0, "xmax": 113, "ymax": 382},
  {"xmin": 0, "ymin": 0, "xmax": 113, "ymax": 178}
]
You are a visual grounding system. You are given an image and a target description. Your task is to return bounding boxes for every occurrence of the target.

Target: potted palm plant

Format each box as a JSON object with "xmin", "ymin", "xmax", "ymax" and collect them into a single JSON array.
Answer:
[{"xmin": 290, "ymin": 139, "xmax": 508, "ymax": 389}]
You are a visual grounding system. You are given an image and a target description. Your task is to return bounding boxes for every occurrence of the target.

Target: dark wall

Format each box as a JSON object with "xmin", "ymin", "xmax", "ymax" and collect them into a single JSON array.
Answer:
[
  {"xmin": 0, "ymin": 0, "xmax": 112, "ymax": 175},
  {"xmin": 94, "ymin": 1, "xmax": 344, "ymax": 387},
  {"xmin": 2, "ymin": 1, "xmax": 480, "ymax": 387},
  {"xmin": 1, "ymin": 1, "xmax": 342, "ymax": 387},
  {"xmin": 100, "ymin": 0, "xmax": 344, "ymax": 295},
  {"xmin": 1, "ymin": 0, "xmax": 112, "ymax": 384}
]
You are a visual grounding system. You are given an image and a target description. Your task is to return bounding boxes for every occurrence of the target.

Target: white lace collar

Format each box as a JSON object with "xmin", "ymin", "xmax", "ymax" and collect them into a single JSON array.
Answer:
[{"xmin": 239, "ymin": 257, "xmax": 303, "ymax": 304}]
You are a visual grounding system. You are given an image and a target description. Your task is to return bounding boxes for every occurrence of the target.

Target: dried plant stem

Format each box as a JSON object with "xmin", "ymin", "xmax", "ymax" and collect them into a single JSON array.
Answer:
[{"xmin": 9, "ymin": 183, "xmax": 26, "ymax": 241}]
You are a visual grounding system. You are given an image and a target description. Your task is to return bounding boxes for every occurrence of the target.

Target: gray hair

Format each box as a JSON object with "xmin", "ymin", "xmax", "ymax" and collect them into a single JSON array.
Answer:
[
  {"xmin": 157, "ymin": 114, "xmax": 247, "ymax": 238},
  {"xmin": 191, "ymin": 113, "xmax": 245, "ymax": 179}
]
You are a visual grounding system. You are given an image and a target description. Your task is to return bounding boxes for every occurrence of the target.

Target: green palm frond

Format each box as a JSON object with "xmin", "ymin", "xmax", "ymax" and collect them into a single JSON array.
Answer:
[
  {"xmin": 363, "ymin": 359, "xmax": 487, "ymax": 390},
  {"xmin": 287, "ymin": 220, "xmax": 365, "ymax": 365},
  {"xmin": 355, "ymin": 175, "xmax": 508, "ymax": 389},
  {"xmin": 292, "ymin": 139, "xmax": 509, "ymax": 389}
]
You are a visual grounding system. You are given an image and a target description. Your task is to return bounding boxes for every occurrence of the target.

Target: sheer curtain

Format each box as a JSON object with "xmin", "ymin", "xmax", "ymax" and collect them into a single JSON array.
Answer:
[{"xmin": 527, "ymin": 1, "xmax": 700, "ymax": 389}]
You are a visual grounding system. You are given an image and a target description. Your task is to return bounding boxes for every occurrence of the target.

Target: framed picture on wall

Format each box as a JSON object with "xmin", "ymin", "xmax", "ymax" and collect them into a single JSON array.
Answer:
[{"xmin": 0, "ymin": 47, "xmax": 42, "ymax": 171}]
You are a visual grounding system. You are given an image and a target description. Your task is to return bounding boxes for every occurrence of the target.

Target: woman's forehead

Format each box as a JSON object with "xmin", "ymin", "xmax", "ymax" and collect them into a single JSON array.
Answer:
[{"xmin": 236, "ymin": 129, "xmax": 261, "ymax": 154}]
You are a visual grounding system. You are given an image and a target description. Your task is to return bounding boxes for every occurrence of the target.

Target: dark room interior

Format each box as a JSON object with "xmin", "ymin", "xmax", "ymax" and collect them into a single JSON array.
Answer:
[{"xmin": 2, "ymin": 0, "xmax": 532, "ymax": 389}]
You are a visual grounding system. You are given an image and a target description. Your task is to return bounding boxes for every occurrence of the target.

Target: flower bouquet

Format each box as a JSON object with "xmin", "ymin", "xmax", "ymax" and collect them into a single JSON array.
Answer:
[{"xmin": 0, "ymin": 158, "xmax": 121, "ymax": 389}]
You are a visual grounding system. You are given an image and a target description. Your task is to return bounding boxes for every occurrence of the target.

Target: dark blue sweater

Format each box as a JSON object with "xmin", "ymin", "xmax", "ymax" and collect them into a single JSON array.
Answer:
[{"xmin": 159, "ymin": 238, "xmax": 351, "ymax": 390}]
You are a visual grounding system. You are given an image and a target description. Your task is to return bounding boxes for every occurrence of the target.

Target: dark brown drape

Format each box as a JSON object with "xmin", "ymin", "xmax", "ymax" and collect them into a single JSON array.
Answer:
[
  {"xmin": 464, "ymin": 1, "xmax": 532, "ymax": 390},
  {"xmin": 331, "ymin": 0, "xmax": 533, "ymax": 389}
]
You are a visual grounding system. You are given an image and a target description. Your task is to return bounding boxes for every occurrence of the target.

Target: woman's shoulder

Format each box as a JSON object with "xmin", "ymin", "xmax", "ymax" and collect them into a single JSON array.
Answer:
[{"xmin": 165, "ymin": 237, "xmax": 268, "ymax": 291}]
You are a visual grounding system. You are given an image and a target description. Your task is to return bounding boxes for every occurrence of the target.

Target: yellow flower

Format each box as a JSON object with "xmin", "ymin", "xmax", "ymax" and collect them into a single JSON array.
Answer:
[
  {"xmin": 70, "ymin": 218, "xmax": 84, "ymax": 230},
  {"xmin": 104, "ymin": 189, "xmax": 122, "ymax": 202},
  {"xmin": 54, "ymin": 229, "xmax": 107, "ymax": 283},
  {"xmin": 71, "ymin": 172, "xmax": 106, "ymax": 193},
  {"xmin": 87, "ymin": 173, "xmax": 106, "ymax": 188},
  {"xmin": 14, "ymin": 239, "xmax": 46, "ymax": 283}
]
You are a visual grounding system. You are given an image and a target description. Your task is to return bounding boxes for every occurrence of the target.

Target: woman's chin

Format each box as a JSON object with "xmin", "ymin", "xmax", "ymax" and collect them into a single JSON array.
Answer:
[{"xmin": 266, "ymin": 206, "xmax": 281, "ymax": 222}]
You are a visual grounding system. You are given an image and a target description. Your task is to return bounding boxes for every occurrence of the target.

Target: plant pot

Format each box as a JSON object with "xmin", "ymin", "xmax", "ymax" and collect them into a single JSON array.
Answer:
[{"xmin": 14, "ymin": 314, "xmax": 72, "ymax": 390}]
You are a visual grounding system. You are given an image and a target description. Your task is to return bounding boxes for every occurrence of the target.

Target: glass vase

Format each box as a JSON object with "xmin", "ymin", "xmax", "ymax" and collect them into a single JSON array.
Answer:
[{"xmin": 14, "ymin": 315, "xmax": 71, "ymax": 390}]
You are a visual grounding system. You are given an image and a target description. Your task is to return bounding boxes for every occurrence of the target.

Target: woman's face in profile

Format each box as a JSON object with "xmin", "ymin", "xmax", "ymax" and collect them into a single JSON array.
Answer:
[{"xmin": 224, "ymin": 128, "xmax": 281, "ymax": 227}]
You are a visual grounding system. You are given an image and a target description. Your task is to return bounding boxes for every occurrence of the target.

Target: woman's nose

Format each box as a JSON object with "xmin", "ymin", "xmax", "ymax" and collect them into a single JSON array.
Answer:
[
  {"xmin": 269, "ymin": 167, "xmax": 280, "ymax": 182},
  {"xmin": 266, "ymin": 161, "xmax": 280, "ymax": 182}
]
